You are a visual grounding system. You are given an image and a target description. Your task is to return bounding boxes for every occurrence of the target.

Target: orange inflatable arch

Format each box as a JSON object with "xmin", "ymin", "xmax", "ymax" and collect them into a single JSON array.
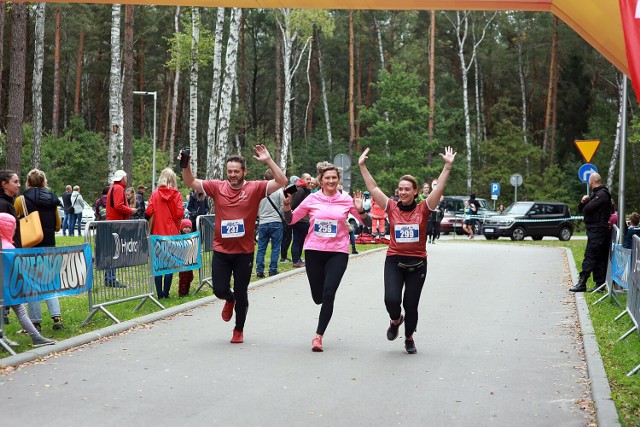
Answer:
[{"xmin": 53, "ymin": 0, "xmax": 628, "ymax": 75}]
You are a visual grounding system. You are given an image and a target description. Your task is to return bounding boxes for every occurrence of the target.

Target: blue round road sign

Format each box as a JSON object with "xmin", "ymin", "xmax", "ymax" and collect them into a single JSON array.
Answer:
[{"xmin": 578, "ymin": 163, "xmax": 598, "ymax": 183}]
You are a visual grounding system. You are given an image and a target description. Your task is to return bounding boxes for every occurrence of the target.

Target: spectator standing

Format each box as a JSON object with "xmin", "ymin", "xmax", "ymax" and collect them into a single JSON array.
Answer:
[
  {"xmin": 255, "ymin": 169, "xmax": 285, "ymax": 278},
  {"xmin": 370, "ymin": 198, "xmax": 388, "ymax": 238},
  {"xmin": 280, "ymin": 175, "xmax": 299, "ymax": 263},
  {"xmin": 125, "ymin": 187, "xmax": 137, "ymax": 216},
  {"xmin": 0, "ymin": 212, "xmax": 56, "ymax": 348},
  {"xmin": 134, "ymin": 185, "xmax": 147, "ymax": 220},
  {"xmin": 187, "ymin": 190, "xmax": 210, "ymax": 230},
  {"xmin": 623, "ymin": 212, "xmax": 640, "ymax": 249},
  {"xmin": 61, "ymin": 185, "xmax": 72, "ymax": 236},
  {"xmin": 609, "ymin": 202, "xmax": 618, "ymax": 230},
  {"xmin": 181, "ymin": 145, "xmax": 288, "ymax": 344},
  {"xmin": 146, "ymin": 168, "xmax": 184, "ymax": 299},
  {"xmin": 105, "ymin": 170, "xmax": 137, "ymax": 288},
  {"xmin": 14, "ymin": 169, "xmax": 64, "ymax": 331},
  {"xmin": 570, "ymin": 173, "xmax": 612, "ymax": 292},
  {"xmin": 290, "ymin": 173, "xmax": 312, "ymax": 268},
  {"xmin": 69, "ymin": 185, "xmax": 85, "ymax": 236},
  {"xmin": 94, "ymin": 186, "xmax": 109, "ymax": 221},
  {"xmin": 178, "ymin": 219, "xmax": 195, "ymax": 297}
]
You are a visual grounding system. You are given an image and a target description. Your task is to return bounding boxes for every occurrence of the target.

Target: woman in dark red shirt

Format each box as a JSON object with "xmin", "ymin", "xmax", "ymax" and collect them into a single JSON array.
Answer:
[{"xmin": 358, "ymin": 146, "xmax": 456, "ymax": 354}]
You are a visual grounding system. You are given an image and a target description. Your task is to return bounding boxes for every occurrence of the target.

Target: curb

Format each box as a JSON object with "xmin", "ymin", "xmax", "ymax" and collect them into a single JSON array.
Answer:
[
  {"xmin": 563, "ymin": 247, "xmax": 620, "ymax": 426},
  {"xmin": 1, "ymin": 247, "xmax": 384, "ymax": 367}
]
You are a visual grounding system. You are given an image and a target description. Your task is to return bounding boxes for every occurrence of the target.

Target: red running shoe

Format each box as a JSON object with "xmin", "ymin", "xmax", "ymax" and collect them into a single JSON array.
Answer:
[
  {"xmin": 230, "ymin": 329, "xmax": 243, "ymax": 343},
  {"xmin": 311, "ymin": 335, "xmax": 323, "ymax": 352},
  {"xmin": 221, "ymin": 300, "xmax": 235, "ymax": 322}
]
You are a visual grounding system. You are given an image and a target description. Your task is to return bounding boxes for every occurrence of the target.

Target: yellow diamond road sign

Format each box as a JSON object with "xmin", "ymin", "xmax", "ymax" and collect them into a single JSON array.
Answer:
[{"xmin": 574, "ymin": 139, "xmax": 600, "ymax": 163}]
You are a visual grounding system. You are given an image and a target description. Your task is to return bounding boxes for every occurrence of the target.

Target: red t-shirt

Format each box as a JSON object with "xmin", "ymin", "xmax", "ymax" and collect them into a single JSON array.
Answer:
[
  {"xmin": 385, "ymin": 199, "xmax": 431, "ymax": 258},
  {"xmin": 201, "ymin": 179, "xmax": 268, "ymax": 254}
]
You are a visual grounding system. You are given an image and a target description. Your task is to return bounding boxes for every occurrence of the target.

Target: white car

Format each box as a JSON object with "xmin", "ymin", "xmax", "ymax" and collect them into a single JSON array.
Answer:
[{"xmin": 58, "ymin": 197, "xmax": 96, "ymax": 229}]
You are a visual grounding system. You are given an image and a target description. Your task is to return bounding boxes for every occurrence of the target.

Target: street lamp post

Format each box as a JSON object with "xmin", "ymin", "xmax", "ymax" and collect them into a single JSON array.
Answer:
[{"xmin": 133, "ymin": 90, "xmax": 157, "ymax": 190}]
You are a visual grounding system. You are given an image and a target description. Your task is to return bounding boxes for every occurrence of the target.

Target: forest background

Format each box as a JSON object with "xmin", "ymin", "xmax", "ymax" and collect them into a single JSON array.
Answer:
[{"xmin": 0, "ymin": 4, "xmax": 639, "ymax": 212}]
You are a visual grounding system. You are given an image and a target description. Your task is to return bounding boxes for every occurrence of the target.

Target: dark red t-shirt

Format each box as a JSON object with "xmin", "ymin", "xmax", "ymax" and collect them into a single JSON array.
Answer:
[{"xmin": 385, "ymin": 199, "xmax": 432, "ymax": 258}]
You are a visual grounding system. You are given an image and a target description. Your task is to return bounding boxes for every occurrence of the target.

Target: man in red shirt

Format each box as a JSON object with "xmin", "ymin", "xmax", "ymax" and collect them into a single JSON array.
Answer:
[
  {"xmin": 181, "ymin": 145, "xmax": 288, "ymax": 344},
  {"xmin": 104, "ymin": 170, "xmax": 137, "ymax": 288}
]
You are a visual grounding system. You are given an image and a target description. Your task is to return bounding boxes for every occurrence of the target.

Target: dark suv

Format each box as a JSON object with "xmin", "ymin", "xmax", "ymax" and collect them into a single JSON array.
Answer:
[
  {"xmin": 481, "ymin": 201, "xmax": 573, "ymax": 241},
  {"xmin": 440, "ymin": 196, "xmax": 497, "ymax": 235}
]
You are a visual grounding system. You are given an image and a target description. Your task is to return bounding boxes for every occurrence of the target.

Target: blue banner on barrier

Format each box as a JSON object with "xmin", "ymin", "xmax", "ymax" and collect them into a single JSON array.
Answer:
[
  {"xmin": 150, "ymin": 232, "xmax": 201, "ymax": 276},
  {"xmin": 1, "ymin": 244, "xmax": 93, "ymax": 305},
  {"xmin": 612, "ymin": 244, "xmax": 632, "ymax": 290}
]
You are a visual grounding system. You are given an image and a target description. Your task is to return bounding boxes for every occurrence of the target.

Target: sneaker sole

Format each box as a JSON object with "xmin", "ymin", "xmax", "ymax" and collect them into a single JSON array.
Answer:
[
  {"xmin": 32, "ymin": 341, "xmax": 56, "ymax": 348},
  {"xmin": 312, "ymin": 346, "xmax": 323, "ymax": 352}
]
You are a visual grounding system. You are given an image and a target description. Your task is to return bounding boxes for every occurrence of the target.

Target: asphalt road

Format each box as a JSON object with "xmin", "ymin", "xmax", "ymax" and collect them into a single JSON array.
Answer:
[{"xmin": 1, "ymin": 242, "xmax": 593, "ymax": 426}]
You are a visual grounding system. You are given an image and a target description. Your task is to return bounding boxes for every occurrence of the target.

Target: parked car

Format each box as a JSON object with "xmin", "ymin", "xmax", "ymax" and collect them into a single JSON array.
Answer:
[
  {"xmin": 481, "ymin": 201, "xmax": 573, "ymax": 241},
  {"xmin": 58, "ymin": 197, "xmax": 96, "ymax": 231},
  {"xmin": 440, "ymin": 196, "xmax": 497, "ymax": 235}
]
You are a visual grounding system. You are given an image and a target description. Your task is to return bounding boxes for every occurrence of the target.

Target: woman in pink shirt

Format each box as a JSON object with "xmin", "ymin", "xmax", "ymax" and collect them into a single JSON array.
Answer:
[
  {"xmin": 358, "ymin": 146, "xmax": 456, "ymax": 354},
  {"xmin": 284, "ymin": 161, "xmax": 366, "ymax": 352}
]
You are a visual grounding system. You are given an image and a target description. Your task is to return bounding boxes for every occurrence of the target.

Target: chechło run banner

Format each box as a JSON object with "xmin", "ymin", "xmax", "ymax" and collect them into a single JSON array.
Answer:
[
  {"xmin": 150, "ymin": 232, "xmax": 201, "ymax": 276},
  {"xmin": 1, "ymin": 244, "xmax": 93, "ymax": 306}
]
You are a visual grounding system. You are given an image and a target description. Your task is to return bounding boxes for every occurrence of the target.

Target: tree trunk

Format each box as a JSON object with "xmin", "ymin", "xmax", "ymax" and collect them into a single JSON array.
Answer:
[
  {"xmin": 123, "ymin": 5, "xmax": 134, "ymax": 181},
  {"xmin": 52, "ymin": 7, "xmax": 61, "ymax": 137},
  {"xmin": 74, "ymin": 29, "xmax": 84, "ymax": 116},
  {"xmin": 0, "ymin": 3, "xmax": 5, "ymax": 128},
  {"xmin": 542, "ymin": 16, "xmax": 558, "ymax": 157},
  {"xmin": 348, "ymin": 11, "xmax": 355, "ymax": 158},
  {"xmin": 168, "ymin": 6, "xmax": 181, "ymax": 170},
  {"xmin": 189, "ymin": 6, "xmax": 200, "ymax": 175},
  {"xmin": 355, "ymin": 37, "xmax": 362, "ymax": 147},
  {"xmin": 215, "ymin": 8, "xmax": 242, "ymax": 178},
  {"xmin": 549, "ymin": 31, "xmax": 559, "ymax": 165},
  {"xmin": 444, "ymin": 11, "xmax": 495, "ymax": 192},
  {"xmin": 516, "ymin": 21, "xmax": 527, "ymax": 145},
  {"xmin": 277, "ymin": 9, "xmax": 312, "ymax": 172},
  {"xmin": 275, "ymin": 20, "xmax": 283, "ymax": 164},
  {"xmin": 427, "ymin": 10, "xmax": 436, "ymax": 166},
  {"xmin": 138, "ymin": 35, "xmax": 145, "ymax": 135},
  {"xmin": 32, "ymin": 3, "xmax": 46, "ymax": 169},
  {"xmin": 95, "ymin": 49, "xmax": 104, "ymax": 132},
  {"xmin": 6, "ymin": 2, "xmax": 27, "ymax": 173},
  {"xmin": 315, "ymin": 28, "xmax": 333, "ymax": 157},
  {"xmin": 108, "ymin": 4, "xmax": 124, "ymax": 177},
  {"xmin": 607, "ymin": 77, "xmax": 625, "ymax": 190},
  {"xmin": 206, "ymin": 7, "xmax": 225, "ymax": 180}
]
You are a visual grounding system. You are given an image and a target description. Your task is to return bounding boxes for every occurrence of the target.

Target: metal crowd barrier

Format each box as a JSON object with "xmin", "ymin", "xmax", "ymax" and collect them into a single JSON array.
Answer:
[
  {"xmin": 624, "ymin": 235, "xmax": 640, "ymax": 376},
  {"xmin": 82, "ymin": 220, "xmax": 163, "ymax": 325},
  {"xmin": 593, "ymin": 225, "xmax": 621, "ymax": 306},
  {"xmin": 193, "ymin": 214, "xmax": 215, "ymax": 295}
]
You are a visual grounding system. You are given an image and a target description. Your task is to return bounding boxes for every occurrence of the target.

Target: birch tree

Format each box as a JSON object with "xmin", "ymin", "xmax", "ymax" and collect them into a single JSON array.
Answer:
[
  {"xmin": 276, "ymin": 8, "xmax": 333, "ymax": 172},
  {"xmin": 189, "ymin": 7, "xmax": 200, "ymax": 175},
  {"xmin": 32, "ymin": 3, "xmax": 46, "ymax": 169},
  {"xmin": 607, "ymin": 77, "xmax": 626, "ymax": 190},
  {"xmin": 206, "ymin": 7, "xmax": 226, "ymax": 179},
  {"xmin": 315, "ymin": 28, "xmax": 333, "ymax": 156},
  {"xmin": 214, "ymin": 8, "xmax": 242, "ymax": 179},
  {"xmin": 443, "ymin": 10, "xmax": 496, "ymax": 191},
  {"xmin": 108, "ymin": 4, "xmax": 124, "ymax": 177},
  {"xmin": 168, "ymin": 6, "xmax": 181, "ymax": 169}
]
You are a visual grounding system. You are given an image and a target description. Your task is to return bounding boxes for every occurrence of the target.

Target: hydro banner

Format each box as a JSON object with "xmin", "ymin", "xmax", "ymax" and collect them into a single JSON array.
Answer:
[
  {"xmin": 150, "ymin": 232, "xmax": 201, "ymax": 276},
  {"xmin": 612, "ymin": 244, "xmax": 632, "ymax": 290},
  {"xmin": 620, "ymin": 0, "xmax": 640, "ymax": 100},
  {"xmin": 95, "ymin": 221, "xmax": 149, "ymax": 270},
  {"xmin": 1, "ymin": 244, "xmax": 93, "ymax": 306}
]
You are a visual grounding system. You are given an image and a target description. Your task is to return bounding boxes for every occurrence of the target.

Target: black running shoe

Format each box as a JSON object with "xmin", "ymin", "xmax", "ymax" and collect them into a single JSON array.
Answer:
[
  {"xmin": 404, "ymin": 338, "xmax": 417, "ymax": 354},
  {"xmin": 387, "ymin": 315, "xmax": 404, "ymax": 341}
]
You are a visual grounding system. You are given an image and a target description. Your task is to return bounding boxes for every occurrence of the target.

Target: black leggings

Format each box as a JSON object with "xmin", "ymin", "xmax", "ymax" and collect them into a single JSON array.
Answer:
[
  {"xmin": 304, "ymin": 250, "xmax": 349, "ymax": 335},
  {"xmin": 383, "ymin": 256, "xmax": 427, "ymax": 338},
  {"xmin": 211, "ymin": 251, "xmax": 254, "ymax": 331}
]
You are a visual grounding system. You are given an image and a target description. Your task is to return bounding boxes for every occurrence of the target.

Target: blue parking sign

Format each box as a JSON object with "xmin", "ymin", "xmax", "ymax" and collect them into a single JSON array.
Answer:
[{"xmin": 490, "ymin": 182, "xmax": 500, "ymax": 196}]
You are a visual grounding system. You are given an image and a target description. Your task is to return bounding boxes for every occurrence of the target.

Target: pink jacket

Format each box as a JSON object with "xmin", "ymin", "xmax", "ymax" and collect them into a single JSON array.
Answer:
[
  {"xmin": 290, "ymin": 191, "xmax": 360, "ymax": 254},
  {"xmin": 0, "ymin": 212, "xmax": 16, "ymax": 249}
]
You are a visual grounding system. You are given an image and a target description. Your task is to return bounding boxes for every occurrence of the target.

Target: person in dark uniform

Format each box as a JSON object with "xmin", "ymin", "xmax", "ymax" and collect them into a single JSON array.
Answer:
[{"xmin": 570, "ymin": 173, "xmax": 612, "ymax": 292}]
